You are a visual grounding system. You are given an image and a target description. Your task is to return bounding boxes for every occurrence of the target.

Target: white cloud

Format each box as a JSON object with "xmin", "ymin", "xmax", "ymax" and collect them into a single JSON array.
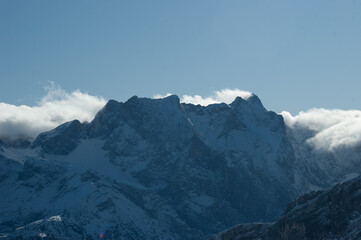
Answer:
[
  {"xmin": 281, "ymin": 109, "xmax": 361, "ymax": 151},
  {"xmin": 153, "ymin": 93, "xmax": 172, "ymax": 99},
  {"xmin": 182, "ymin": 89, "xmax": 253, "ymax": 105},
  {"xmin": 154, "ymin": 88, "xmax": 253, "ymax": 106},
  {"xmin": 0, "ymin": 83, "xmax": 106, "ymax": 140}
]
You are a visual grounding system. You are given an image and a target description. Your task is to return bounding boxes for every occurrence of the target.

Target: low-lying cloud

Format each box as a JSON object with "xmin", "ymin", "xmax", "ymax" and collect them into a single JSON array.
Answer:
[
  {"xmin": 0, "ymin": 83, "xmax": 106, "ymax": 140},
  {"xmin": 281, "ymin": 109, "xmax": 361, "ymax": 151},
  {"xmin": 154, "ymin": 88, "xmax": 253, "ymax": 106}
]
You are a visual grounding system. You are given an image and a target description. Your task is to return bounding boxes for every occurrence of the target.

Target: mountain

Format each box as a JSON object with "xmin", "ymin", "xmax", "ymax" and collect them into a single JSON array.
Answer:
[
  {"xmin": 211, "ymin": 175, "xmax": 361, "ymax": 240},
  {"xmin": 0, "ymin": 94, "xmax": 360, "ymax": 239}
]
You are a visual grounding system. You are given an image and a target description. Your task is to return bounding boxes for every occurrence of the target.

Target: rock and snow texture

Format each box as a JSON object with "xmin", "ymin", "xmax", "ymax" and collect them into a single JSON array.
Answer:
[
  {"xmin": 211, "ymin": 176, "xmax": 361, "ymax": 240},
  {"xmin": 0, "ymin": 94, "xmax": 360, "ymax": 239}
]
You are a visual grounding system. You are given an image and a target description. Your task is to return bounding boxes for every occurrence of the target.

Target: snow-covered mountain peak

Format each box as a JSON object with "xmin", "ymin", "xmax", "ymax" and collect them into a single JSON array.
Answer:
[
  {"xmin": 156, "ymin": 94, "xmax": 180, "ymax": 105},
  {"xmin": 122, "ymin": 95, "xmax": 181, "ymax": 116},
  {"xmin": 125, "ymin": 94, "xmax": 180, "ymax": 105},
  {"xmin": 230, "ymin": 94, "xmax": 265, "ymax": 112},
  {"xmin": 2, "ymin": 93, "xmax": 361, "ymax": 239},
  {"xmin": 246, "ymin": 94, "xmax": 265, "ymax": 107},
  {"xmin": 101, "ymin": 99, "xmax": 123, "ymax": 113}
]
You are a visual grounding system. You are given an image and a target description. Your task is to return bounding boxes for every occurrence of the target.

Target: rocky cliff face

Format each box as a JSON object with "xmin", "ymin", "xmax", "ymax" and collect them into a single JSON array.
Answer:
[{"xmin": 211, "ymin": 176, "xmax": 361, "ymax": 240}]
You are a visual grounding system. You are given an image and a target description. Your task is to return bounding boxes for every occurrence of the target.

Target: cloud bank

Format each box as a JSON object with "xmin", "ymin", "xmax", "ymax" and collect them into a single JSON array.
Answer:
[
  {"xmin": 154, "ymin": 88, "xmax": 253, "ymax": 106},
  {"xmin": 281, "ymin": 109, "xmax": 361, "ymax": 151},
  {"xmin": 0, "ymin": 84, "xmax": 106, "ymax": 140}
]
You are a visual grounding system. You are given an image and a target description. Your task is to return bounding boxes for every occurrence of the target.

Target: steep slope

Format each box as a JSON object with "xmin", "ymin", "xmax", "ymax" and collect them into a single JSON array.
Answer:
[
  {"xmin": 211, "ymin": 176, "xmax": 361, "ymax": 240},
  {"xmin": 0, "ymin": 95, "xmax": 297, "ymax": 239}
]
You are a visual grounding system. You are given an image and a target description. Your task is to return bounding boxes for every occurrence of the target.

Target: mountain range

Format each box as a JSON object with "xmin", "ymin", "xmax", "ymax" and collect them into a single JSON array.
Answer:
[{"xmin": 0, "ymin": 94, "xmax": 360, "ymax": 239}]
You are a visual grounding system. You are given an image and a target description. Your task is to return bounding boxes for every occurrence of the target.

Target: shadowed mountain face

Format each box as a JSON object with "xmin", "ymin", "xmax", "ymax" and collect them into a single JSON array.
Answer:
[
  {"xmin": 0, "ymin": 95, "xmax": 360, "ymax": 239},
  {"xmin": 211, "ymin": 176, "xmax": 361, "ymax": 240}
]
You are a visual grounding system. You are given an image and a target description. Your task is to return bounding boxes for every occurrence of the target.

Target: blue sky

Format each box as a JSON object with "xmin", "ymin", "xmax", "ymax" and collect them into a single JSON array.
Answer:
[{"xmin": 1, "ymin": 0, "xmax": 361, "ymax": 114}]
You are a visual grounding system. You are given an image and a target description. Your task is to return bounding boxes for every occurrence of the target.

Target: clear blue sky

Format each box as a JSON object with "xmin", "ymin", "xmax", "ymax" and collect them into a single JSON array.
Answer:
[{"xmin": 1, "ymin": 0, "xmax": 361, "ymax": 114}]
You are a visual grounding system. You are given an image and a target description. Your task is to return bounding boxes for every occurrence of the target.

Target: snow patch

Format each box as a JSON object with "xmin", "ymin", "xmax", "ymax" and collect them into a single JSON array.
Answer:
[
  {"xmin": 53, "ymin": 139, "xmax": 144, "ymax": 189},
  {"xmin": 1, "ymin": 147, "xmax": 39, "ymax": 164},
  {"xmin": 48, "ymin": 215, "xmax": 62, "ymax": 222},
  {"xmin": 38, "ymin": 232, "xmax": 47, "ymax": 238}
]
